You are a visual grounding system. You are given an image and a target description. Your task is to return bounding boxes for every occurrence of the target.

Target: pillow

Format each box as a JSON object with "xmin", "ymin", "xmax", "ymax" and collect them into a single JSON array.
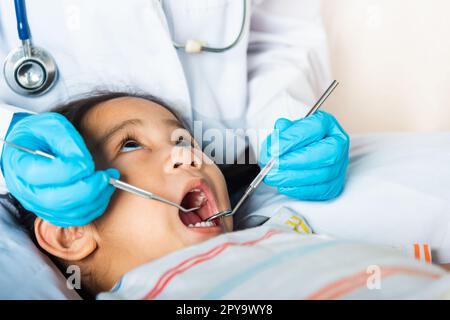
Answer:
[
  {"xmin": 0, "ymin": 198, "xmax": 81, "ymax": 299},
  {"xmin": 236, "ymin": 133, "xmax": 450, "ymax": 263}
]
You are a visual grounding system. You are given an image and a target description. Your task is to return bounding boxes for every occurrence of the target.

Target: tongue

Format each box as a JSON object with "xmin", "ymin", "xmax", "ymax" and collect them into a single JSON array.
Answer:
[
  {"xmin": 179, "ymin": 212, "xmax": 202, "ymax": 226},
  {"xmin": 179, "ymin": 191, "xmax": 204, "ymax": 226},
  {"xmin": 181, "ymin": 191, "xmax": 204, "ymax": 209}
]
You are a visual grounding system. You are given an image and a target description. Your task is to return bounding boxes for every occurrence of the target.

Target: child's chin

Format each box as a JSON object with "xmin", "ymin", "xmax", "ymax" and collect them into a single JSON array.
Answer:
[{"xmin": 185, "ymin": 226, "xmax": 224, "ymax": 243}]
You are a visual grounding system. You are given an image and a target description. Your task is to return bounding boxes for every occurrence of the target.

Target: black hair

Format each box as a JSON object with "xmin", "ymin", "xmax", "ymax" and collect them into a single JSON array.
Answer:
[{"xmin": 52, "ymin": 91, "xmax": 188, "ymax": 132}]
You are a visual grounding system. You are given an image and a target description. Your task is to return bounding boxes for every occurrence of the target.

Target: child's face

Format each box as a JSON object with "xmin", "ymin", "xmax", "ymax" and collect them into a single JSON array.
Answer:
[{"xmin": 79, "ymin": 97, "xmax": 232, "ymax": 275}]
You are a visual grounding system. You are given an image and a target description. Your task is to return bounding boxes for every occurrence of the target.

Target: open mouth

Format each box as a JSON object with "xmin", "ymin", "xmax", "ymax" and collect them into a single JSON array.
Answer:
[{"xmin": 178, "ymin": 181, "xmax": 221, "ymax": 230}]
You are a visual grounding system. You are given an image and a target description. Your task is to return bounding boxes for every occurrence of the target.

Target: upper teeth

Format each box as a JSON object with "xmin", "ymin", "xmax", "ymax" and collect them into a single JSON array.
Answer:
[
  {"xmin": 188, "ymin": 221, "xmax": 215, "ymax": 228},
  {"xmin": 189, "ymin": 189, "xmax": 207, "ymax": 207}
]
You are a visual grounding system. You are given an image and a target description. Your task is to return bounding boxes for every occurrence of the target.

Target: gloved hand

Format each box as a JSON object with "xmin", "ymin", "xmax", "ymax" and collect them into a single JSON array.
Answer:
[
  {"xmin": 1, "ymin": 112, "xmax": 120, "ymax": 227},
  {"xmin": 259, "ymin": 111, "xmax": 349, "ymax": 201}
]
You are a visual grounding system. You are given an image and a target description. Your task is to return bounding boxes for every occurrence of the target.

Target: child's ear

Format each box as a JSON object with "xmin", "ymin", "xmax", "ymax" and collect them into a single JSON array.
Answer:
[{"xmin": 34, "ymin": 218, "xmax": 97, "ymax": 261}]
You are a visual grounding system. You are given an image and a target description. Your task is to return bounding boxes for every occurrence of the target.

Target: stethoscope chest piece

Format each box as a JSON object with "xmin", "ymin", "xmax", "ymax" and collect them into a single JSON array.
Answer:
[{"xmin": 3, "ymin": 44, "xmax": 57, "ymax": 96}]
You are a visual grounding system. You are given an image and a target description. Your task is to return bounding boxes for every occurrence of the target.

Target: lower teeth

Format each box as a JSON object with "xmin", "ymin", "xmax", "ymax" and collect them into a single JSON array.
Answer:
[{"xmin": 188, "ymin": 221, "xmax": 215, "ymax": 228}]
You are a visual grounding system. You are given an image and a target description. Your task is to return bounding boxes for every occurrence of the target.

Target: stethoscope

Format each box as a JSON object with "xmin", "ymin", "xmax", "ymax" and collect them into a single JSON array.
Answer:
[
  {"xmin": 3, "ymin": 0, "xmax": 248, "ymax": 97},
  {"xmin": 160, "ymin": 0, "xmax": 248, "ymax": 53},
  {"xmin": 3, "ymin": 0, "xmax": 58, "ymax": 96}
]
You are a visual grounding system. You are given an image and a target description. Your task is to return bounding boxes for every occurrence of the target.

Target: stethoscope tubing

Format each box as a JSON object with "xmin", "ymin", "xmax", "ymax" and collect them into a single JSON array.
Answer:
[
  {"xmin": 14, "ymin": 0, "xmax": 31, "ymax": 40},
  {"xmin": 5, "ymin": 0, "xmax": 248, "ymax": 97},
  {"xmin": 168, "ymin": 0, "xmax": 248, "ymax": 53}
]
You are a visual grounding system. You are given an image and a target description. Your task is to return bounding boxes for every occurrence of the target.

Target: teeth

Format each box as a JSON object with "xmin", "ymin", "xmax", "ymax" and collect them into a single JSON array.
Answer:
[
  {"xmin": 188, "ymin": 221, "xmax": 215, "ymax": 228},
  {"xmin": 189, "ymin": 188, "xmax": 201, "ymax": 193},
  {"xmin": 195, "ymin": 193, "xmax": 207, "ymax": 207}
]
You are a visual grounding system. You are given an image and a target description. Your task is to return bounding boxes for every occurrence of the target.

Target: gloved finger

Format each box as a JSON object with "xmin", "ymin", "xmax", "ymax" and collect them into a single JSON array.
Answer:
[
  {"xmin": 272, "ymin": 111, "xmax": 334, "ymax": 157},
  {"xmin": 5, "ymin": 112, "xmax": 95, "ymax": 185},
  {"xmin": 20, "ymin": 181, "xmax": 114, "ymax": 227},
  {"xmin": 259, "ymin": 111, "xmax": 333, "ymax": 165},
  {"xmin": 328, "ymin": 112, "xmax": 350, "ymax": 140},
  {"xmin": 274, "ymin": 118, "xmax": 294, "ymax": 131},
  {"xmin": 259, "ymin": 133, "xmax": 274, "ymax": 167},
  {"xmin": 269, "ymin": 135, "xmax": 349, "ymax": 171},
  {"xmin": 21, "ymin": 180, "xmax": 116, "ymax": 227},
  {"xmin": 11, "ymin": 112, "xmax": 92, "ymax": 160},
  {"xmin": 40, "ymin": 182, "xmax": 117, "ymax": 227},
  {"xmin": 259, "ymin": 112, "xmax": 349, "ymax": 167},
  {"xmin": 17, "ymin": 168, "xmax": 116, "ymax": 216},
  {"xmin": 258, "ymin": 118, "xmax": 294, "ymax": 167},
  {"xmin": 259, "ymin": 118, "xmax": 294, "ymax": 166},
  {"xmin": 10, "ymin": 152, "xmax": 94, "ymax": 186},
  {"xmin": 28, "ymin": 168, "xmax": 119, "ymax": 211},
  {"xmin": 264, "ymin": 156, "xmax": 349, "ymax": 188},
  {"xmin": 278, "ymin": 172, "xmax": 347, "ymax": 201}
]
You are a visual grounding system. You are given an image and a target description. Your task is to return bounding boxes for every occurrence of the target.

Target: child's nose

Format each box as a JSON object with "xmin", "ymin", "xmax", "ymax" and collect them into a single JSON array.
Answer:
[{"xmin": 164, "ymin": 146, "xmax": 202, "ymax": 173}]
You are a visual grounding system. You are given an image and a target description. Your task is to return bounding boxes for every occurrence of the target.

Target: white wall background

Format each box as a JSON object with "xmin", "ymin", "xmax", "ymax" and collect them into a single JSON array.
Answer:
[{"xmin": 321, "ymin": 0, "xmax": 450, "ymax": 133}]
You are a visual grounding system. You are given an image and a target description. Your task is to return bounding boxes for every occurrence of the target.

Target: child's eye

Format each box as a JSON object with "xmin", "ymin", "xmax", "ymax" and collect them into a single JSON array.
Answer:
[{"xmin": 121, "ymin": 140, "xmax": 143, "ymax": 153}]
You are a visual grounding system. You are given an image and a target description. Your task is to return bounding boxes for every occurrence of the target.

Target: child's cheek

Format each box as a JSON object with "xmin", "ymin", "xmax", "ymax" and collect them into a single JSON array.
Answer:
[{"xmin": 223, "ymin": 216, "xmax": 233, "ymax": 232}]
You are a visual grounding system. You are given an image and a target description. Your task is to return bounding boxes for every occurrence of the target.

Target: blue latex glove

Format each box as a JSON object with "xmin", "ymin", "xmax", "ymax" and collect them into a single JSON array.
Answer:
[
  {"xmin": 259, "ymin": 111, "xmax": 349, "ymax": 201},
  {"xmin": 1, "ymin": 112, "xmax": 120, "ymax": 227}
]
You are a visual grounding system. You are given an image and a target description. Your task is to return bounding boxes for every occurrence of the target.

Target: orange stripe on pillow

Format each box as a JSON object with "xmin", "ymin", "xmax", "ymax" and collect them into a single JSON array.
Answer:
[
  {"xmin": 414, "ymin": 244, "xmax": 421, "ymax": 260},
  {"xmin": 423, "ymin": 244, "xmax": 432, "ymax": 264}
]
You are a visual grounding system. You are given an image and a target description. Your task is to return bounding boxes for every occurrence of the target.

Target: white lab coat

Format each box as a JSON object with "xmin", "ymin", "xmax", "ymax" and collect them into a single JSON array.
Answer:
[{"xmin": 0, "ymin": 0, "xmax": 331, "ymax": 194}]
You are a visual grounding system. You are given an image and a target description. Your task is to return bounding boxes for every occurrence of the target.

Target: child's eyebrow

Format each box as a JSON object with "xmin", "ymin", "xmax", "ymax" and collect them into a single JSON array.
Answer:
[
  {"xmin": 96, "ymin": 118, "xmax": 143, "ymax": 148},
  {"xmin": 164, "ymin": 118, "xmax": 185, "ymax": 129}
]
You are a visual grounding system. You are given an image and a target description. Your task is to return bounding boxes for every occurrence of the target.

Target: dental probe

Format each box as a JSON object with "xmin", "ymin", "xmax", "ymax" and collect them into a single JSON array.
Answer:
[
  {"xmin": 108, "ymin": 178, "xmax": 199, "ymax": 213},
  {"xmin": 206, "ymin": 80, "xmax": 340, "ymax": 223},
  {"xmin": 1, "ymin": 138, "xmax": 56, "ymax": 159},
  {"xmin": 1, "ymin": 140, "xmax": 200, "ymax": 213}
]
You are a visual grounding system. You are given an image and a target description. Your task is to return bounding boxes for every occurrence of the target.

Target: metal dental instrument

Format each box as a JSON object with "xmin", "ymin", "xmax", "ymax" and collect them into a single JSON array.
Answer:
[
  {"xmin": 1, "ymin": 139, "xmax": 200, "ymax": 212},
  {"xmin": 1, "ymin": 138, "xmax": 56, "ymax": 159},
  {"xmin": 206, "ymin": 80, "xmax": 340, "ymax": 223},
  {"xmin": 108, "ymin": 178, "xmax": 200, "ymax": 213}
]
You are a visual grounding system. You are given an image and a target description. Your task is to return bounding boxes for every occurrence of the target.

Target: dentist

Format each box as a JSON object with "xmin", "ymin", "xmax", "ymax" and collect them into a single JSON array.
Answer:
[{"xmin": 0, "ymin": 0, "xmax": 349, "ymax": 227}]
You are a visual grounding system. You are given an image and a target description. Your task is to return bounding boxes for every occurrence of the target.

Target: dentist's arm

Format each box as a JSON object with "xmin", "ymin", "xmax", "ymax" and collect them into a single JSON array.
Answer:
[
  {"xmin": 247, "ymin": 0, "xmax": 331, "ymax": 131},
  {"xmin": 247, "ymin": 0, "xmax": 349, "ymax": 201},
  {"xmin": 0, "ymin": 105, "xmax": 119, "ymax": 227}
]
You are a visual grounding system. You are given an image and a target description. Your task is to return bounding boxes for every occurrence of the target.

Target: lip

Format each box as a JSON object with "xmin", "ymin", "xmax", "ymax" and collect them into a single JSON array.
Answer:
[{"xmin": 178, "ymin": 178, "xmax": 223, "ymax": 233}]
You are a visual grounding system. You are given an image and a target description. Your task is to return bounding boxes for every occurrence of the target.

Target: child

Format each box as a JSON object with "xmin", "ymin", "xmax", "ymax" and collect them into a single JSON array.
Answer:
[
  {"xmin": 12, "ymin": 92, "xmax": 450, "ymax": 299},
  {"xmin": 15, "ymin": 92, "xmax": 233, "ymax": 296}
]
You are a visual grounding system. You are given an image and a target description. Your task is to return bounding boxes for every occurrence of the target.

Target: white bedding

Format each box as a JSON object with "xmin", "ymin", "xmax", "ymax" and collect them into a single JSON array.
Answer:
[
  {"xmin": 236, "ymin": 133, "xmax": 450, "ymax": 263},
  {"xmin": 0, "ymin": 198, "xmax": 80, "ymax": 299},
  {"xmin": 98, "ymin": 214, "xmax": 450, "ymax": 300},
  {"xmin": 1, "ymin": 133, "xmax": 449, "ymax": 299}
]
